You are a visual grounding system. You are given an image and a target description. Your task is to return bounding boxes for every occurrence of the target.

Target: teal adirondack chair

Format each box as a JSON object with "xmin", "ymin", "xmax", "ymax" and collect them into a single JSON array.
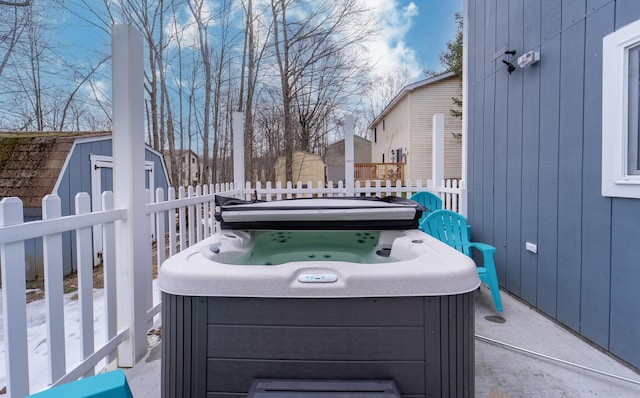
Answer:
[
  {"xmin": 27, "ymin": 369, "xmax": 133, "ymax": 398},
  {"xmin": 422, "ymin": 209, "xmax": 503, "ymax": 312},
  {"xmin": 410, "ymin": 191, "xmax": 443, "ymax": 225}
]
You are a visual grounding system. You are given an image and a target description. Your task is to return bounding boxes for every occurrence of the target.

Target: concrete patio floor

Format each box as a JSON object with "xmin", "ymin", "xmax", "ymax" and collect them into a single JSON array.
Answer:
[{"xmin": 125, "ymin": 288, "xmax": 640, "ymax": 398}]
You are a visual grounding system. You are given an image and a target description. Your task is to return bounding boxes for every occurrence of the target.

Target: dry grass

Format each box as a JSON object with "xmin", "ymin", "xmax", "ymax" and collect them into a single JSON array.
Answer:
[{"xmin": 25, "ymin": 264, "xmax": 105, "ymax": 303}]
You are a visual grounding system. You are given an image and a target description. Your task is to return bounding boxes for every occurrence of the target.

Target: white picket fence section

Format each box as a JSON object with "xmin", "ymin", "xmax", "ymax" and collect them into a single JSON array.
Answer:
[
  {"xmin": 239, "ymin": 179, "xmax": 464, "ymax": 213},
  {"xmin": 0, "ymin": 193, "xmax": 127, "ymax": 395}
]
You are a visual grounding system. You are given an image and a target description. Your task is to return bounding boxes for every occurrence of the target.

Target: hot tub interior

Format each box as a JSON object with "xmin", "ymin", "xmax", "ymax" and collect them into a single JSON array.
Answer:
[{"xmin": 202, "ymin": 229, "xmax": 400, "ymax": 265}]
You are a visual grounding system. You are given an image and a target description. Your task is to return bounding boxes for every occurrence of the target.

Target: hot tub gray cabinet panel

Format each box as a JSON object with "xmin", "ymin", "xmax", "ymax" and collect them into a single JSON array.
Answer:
[{"xmin": 162, "ymin": 293, "xmax": 475, "ymax": 398}]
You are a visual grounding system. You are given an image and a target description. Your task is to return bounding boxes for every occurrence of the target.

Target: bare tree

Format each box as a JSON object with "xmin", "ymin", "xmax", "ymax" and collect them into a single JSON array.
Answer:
[
  {"xmin": 187, "ymin": 0, "xmax": 214, "ymax": 184},
  {"xmin": 211, "ymin": 0, "xmax": 234, "ymax": 184},
  {"xmin": 0, "ymin": 2, "xmax": 29, "ymax": 79},
  {"xmin": 362, "ymin": 67, "xmax": 410, "ymax": 135},
  {"xmin": 0, "ymin": 1, "xmax": 32, "ymax": 5},
  {"xmin": 237, "ymin": 0, "xmax": 272, "ymax": 182},
  {"xmin": 269, "ymin": 0, "xmax": 372, "ymax": 181}
]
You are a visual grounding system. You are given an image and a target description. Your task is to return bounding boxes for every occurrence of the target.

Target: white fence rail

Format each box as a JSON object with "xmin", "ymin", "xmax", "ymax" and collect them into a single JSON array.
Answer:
[
  {"xmin": 238, "ymin": 179, "xmax": 464, "ymax": 212},
  {"xmin": 0, "ymin": 179, "xmax": 462, "ymax": 396}
]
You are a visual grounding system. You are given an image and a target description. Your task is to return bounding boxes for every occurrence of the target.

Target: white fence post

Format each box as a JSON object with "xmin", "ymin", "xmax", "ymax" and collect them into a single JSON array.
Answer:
[
  {"xmin": 76, "ymin": 193, "xmax": 96, "ymax": 377},
  {"xmin": 433, "ymin": 113, "xmax": 445, "ymax": 187},
  {"xmin": 111, "ymin": 24, "xmax": 150, "ymax": 366},
  {"xmin": 344, "ymin": 114, "xmax": 355, "ymax": 197},
  {"xmin": 233, "ymin": 112, "xmax": 245, "ymax": 192},
  {"xmin": 168, "ymin": 187, "xmax": 177, "ymax": 256},
  {"xmin": 42, "ymin": 194, "xmax": 66, "ymax": 384},
  {"xmin": 0, "ymin": 197, "xmax": 30, "ymax": 397},
  {"xmin": 178, "ymin": 187, "xmax": 187, "ymax": 251},
  {"xmin": 102, "ymin": 191, "xmax": 118, "ymax": 364},
  {"xmin": 155, "ymin": 188, "xmax": 167, "ymax": 265}
]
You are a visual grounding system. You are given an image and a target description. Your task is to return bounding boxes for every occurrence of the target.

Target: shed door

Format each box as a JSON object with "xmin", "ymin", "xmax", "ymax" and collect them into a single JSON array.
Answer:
[{"xmin": 90, "ymin": 154, "xmax": 155, "ymax": 264}]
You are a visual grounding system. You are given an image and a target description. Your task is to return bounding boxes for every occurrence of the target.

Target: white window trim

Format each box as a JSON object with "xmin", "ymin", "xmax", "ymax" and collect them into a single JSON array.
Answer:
[{"xmin": 602, "ymin": 18, "xmax": 640, "ymax": 198}]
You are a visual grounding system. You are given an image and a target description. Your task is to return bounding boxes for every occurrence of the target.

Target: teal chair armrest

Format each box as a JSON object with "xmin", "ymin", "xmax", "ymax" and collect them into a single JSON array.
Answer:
[
  {"xmin": 419, "ymin": 217, "xmax": 429, "ymax": 233},
  {"xmin": 466, "ymin": 241, "xmax": 496, "ymax": 254}
]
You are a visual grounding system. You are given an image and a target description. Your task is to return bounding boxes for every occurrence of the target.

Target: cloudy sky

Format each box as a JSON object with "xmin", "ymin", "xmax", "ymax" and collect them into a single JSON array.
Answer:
[
  {"xmin": 366, "ymin": 0, "xmax": 463, "ymax": 80},
  {"xmin": 9, "ymin": 0, "xmax": 462, "ymax": 132},
  {"xmin": 54, "ymin": 0, "xmax": 462, "ymax": 81}
]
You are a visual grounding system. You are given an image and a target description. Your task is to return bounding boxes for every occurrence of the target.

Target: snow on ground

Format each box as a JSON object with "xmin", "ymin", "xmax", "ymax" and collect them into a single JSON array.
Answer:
[{"xmin": 0, "ymin": 281, "xmax": 161, "ymax": 396}]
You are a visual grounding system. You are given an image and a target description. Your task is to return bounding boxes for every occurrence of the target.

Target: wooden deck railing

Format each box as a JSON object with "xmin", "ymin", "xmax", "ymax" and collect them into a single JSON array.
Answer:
[{"xmin": 354, "ymin": 163, "xmax": 404, "ymax": 183}]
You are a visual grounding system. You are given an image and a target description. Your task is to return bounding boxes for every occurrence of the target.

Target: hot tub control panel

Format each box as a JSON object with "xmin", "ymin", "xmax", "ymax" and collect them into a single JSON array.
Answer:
[{"xmin": 297, "ymin": 273, "xmax": 338, "ymax": 283}]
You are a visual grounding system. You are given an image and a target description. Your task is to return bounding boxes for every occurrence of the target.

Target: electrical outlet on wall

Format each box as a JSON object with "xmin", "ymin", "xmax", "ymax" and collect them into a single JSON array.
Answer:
[{"xmin": 525, "ymin": 242, "xmax": 538, "ymax": 253}]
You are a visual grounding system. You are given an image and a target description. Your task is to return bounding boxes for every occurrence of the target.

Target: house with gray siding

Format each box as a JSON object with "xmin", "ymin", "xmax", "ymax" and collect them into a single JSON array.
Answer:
[
  {"xmin": 0, "ymin": 132, "xmax": 170, "ymax": 279},
  {"xmin": 324, "ymin": 136, "xmax": 372, "ymax": 184},
  {"xmin": 465, "ymin": 0, "xmax": 640, "ymax": 368}
]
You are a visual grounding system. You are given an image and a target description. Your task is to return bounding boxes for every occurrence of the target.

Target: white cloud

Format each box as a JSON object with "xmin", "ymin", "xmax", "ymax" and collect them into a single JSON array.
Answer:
[
  {"xmin": 164, "ymin": 0, "xmax": 218, "ymax": 49},
  {"xmin": 361, "ymin": 0, "xmax": 422, "ymax": 81}
]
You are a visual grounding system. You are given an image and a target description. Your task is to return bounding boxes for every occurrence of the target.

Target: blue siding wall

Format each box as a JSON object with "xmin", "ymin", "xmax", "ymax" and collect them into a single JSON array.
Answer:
[{"xmin": 467, "ymin": 0, "xmax": 640, "ymax": 367}]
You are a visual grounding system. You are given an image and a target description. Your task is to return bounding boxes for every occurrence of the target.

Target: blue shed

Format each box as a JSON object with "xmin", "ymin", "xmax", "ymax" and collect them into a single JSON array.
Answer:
[
  {"xmin": 0, "ymin": 132, "xmax": 170, "ymax": 280},
  {"xmin": 465, "ymin": 0, "xmax": 640, "ymax": 368}
]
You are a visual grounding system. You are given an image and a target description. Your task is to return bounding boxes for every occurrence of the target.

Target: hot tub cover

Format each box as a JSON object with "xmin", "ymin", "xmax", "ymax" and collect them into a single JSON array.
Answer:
[{"xmin": 214, "ymin": 195, "xmax": 425, "ymax": 230}]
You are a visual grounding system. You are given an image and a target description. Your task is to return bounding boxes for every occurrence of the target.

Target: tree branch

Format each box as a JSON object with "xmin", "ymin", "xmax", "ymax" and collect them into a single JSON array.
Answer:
[{"xmin": 0, "ymin": 1, "xmax": 32, "ymax": 6}]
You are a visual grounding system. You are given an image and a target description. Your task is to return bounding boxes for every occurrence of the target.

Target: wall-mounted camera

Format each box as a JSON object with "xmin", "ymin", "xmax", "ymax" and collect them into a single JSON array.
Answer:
[{"xmin": 517, "ymin": 51, "xmax": 540, "ymax": 68}]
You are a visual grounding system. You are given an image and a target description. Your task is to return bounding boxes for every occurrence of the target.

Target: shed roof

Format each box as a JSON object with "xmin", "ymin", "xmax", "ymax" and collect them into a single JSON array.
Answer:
[{"xmin": 0, "ymin": 132, "xmax": 110, "ymax": 208}]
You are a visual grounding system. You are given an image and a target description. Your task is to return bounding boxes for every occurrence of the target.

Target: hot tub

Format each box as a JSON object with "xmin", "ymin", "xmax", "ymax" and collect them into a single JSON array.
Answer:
[{"xmin": 159, "ymin": 196, "xmax": 480, "ymax": 398}]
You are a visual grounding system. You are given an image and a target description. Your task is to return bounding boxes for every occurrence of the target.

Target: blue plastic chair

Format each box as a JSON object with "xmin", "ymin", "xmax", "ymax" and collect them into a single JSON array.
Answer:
[
  {"xmin": 422, "ymin": 209, "xmax": 503, "ymax": 312},
  {"xmin": 410, "ymin": 191, "xmax": 443, "ymax": 227},
  {"xmin": 27, "ymin": 369, "xmax": 134, "ymax": 398}
]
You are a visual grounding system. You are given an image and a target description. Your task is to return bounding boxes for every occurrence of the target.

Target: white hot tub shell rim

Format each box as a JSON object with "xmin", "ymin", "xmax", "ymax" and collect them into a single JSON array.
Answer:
[{"xmin": 158, "ymin": 229, "xmax": 481, "ymax": 298}]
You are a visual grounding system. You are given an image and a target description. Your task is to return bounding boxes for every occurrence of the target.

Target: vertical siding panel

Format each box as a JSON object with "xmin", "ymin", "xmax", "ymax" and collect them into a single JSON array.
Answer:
[
  {"xmin": 468, "ymin": 0, "xmax": 477, "ymax": 86},
  {"xmin": 586, "ymin": 0, "xmax": 609, "ymax": 13},
  {"xmin": 505, "ymin": 0, "xmax": 524, "ymax": 295},
  {"xmin": 478, "ymin": 0, "xmax": 498, "ymax": 250},
  {"xmin": 80, "ymin": 143, "xmax": 93, "ymax": 195},
  {"xmin": 536, "ymin": 35, "xmax": 561, "ymax": 317},
  {"xmin": 485, "ymin": 0, "xmax": 497, "ymax": 77},
  {"xmin": 103, "ymin": 168, "xmax": 114, "ymax": 192},
  {"xmin": 467, "ymin": 78, "xmax": 475, "ymax": 200},
  {"xmin": 470, "ymin": 79, "xmax": 485, "ymax": 228},
  {"xmin": 101, "ymin": 139, "xmax": 113, "ymax": 157},
  {"xmin": 492, "ymin": 1, "xmax": 509, "ymax": 283},
  {"xmin": 615, "ymin": 0, "xmax": 640, "ymax": 29},
  {"xmin": 562, "ymin": 0, "xmax": 586, "ymax": 29},
  {"xmin": 476, "ymin": 0, "xmax": 487, "ymax": 78},
  {"xmin": 469, "ymin": 0, "xmax": 483, "ymax": 226},
  {"xmin": 556, "ymin": 21, "xmax": 585, "ymax": 331},
  {"xmin": 610, "ymin": 199, "xmax": 640, "ymax": 367},
  {"xmin": 520, "ymin": 0, "xmax": 541, "ymax": 305},
  {"xmin": 580, "ymin": 3, "xmax": 613, "ymax": 350},
  {"xmin": 496, "ymin": 0, "xmax": 509, "ymax": 54},
  {"xmin": 542, "ymin": 0, "xmax": 562, "ymax": 41},
  {"xmin": 493, "ymin": 65, "xmax": 508, "ymax": 284},
  {"xmin": 480, "ymin": 74, "xmax": 496, "ymax": 248}
]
